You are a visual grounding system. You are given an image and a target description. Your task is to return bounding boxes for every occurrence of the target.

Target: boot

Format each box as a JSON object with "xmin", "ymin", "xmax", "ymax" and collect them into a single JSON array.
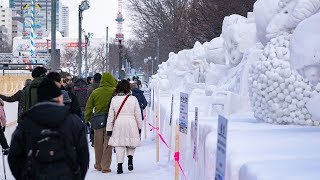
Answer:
[
  {"xmin": 117, "ymin": 163, "xmax": 123, "ymax": 174},
  {"xmin": 128, "ymin": 155, "xmax": 133, "ymax": 171}
]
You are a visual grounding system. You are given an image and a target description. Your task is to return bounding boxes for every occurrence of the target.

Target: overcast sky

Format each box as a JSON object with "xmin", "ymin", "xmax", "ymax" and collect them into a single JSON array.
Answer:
[
  {"xmin": 1, "ymin": 0, "xmax": 133, "ymax": 40},
  {"xmin": 63, "ymin": 0, "xmax": 132, "ymax": 40}
]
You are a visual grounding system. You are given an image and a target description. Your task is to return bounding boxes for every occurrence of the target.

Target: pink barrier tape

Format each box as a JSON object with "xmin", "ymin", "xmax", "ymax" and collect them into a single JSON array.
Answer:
[{"xmin": 148, "ymin": 123, "xmax": 187, "ymax": 180}]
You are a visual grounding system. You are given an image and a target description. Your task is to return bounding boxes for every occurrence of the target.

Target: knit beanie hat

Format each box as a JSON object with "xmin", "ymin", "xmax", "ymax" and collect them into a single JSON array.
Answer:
[
  {"xmin": 37, "ymin": 78, "xmax": 62, "ymax": 102},
  {"xmin": 32, "ymin": 67, "xmax": 47, "ymax": 78}
]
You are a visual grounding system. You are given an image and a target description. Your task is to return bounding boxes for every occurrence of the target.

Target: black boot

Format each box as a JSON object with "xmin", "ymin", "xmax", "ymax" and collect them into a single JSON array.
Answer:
[
  {"xmin": 128, "ymin": 155, "xmax": 133, "ymax": 171},
  {"xmin": 117, "ymin": 163, "xmax": 123, "ymax": 174}
]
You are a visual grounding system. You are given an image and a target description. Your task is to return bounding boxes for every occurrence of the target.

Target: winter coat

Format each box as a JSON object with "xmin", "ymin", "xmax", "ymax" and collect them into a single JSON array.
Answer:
[
  {"xmin": 74, "ymin": 79, "xmax": 89, "ymax": 111},
  {"xmin": 62, "ymin": 86, "xmax": 82, "ymax": 118},
  {"xmin": 131, "ymin": 88, "xmax": 148, "ymax": 120},
  {"xmin": 106, "ymin": 95, "xmax": 143, "ymax": 147},
  {"xmin": 87, "ymin": 82, "xmax": 100, "ymax": 97},
  {"xmin": 24, "ymin": 76, "xmax": 46, "ymax": 111},
  {"xmin": 0, "ymin": 90, "xmax": 24, "ymax": 122},
  {"xmin": 8, "ymin": 102, "xmax": 89, "ymax": 180},
  {"xmin": 0, "ymin": 106, "xmax": 8, "ymax": 149},
  {"xmin": 85, "ymin": 73, "xmax": 117, "ymax": 123}
]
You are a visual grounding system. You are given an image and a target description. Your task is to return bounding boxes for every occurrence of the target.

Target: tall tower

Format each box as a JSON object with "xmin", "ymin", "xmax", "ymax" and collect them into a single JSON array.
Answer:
[
  {"xmin": 115, "ymin": 0, "xmax": 124, "ymax": 44},
  {"xmin": 116, "ymin": 0, "xmax": 124, "ymax": 79}
]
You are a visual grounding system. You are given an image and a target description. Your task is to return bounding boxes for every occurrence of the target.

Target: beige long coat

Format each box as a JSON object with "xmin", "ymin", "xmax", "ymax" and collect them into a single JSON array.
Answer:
[{"xmin": 106, "ymin": 95, "xmax": 143, "ymax": 147}]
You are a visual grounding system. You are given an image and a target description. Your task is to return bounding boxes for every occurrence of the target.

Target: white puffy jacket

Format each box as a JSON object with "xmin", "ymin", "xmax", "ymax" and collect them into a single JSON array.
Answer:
[{"xmin": 106, "ymin": 95, "xmax": 142, "ymax": 147}]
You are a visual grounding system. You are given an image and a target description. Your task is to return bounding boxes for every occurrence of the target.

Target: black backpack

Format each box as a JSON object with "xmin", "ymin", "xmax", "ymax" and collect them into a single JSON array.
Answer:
[{"xmin": 23, "ymin": 116, "xmax": 80, "ymax": 180}]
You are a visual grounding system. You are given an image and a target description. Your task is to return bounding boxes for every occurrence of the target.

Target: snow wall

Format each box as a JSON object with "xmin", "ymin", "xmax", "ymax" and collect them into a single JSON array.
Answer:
[{"xmin": 147, "ymin": 0, "xmax": 320, "ymax": 179}]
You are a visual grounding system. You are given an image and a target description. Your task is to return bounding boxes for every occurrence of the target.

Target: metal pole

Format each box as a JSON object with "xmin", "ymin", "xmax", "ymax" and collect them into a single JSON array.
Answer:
[
  {"xmin": 156, "ymin": 37, "xmax": 159, "ymax": 70},
  {"xmin": 21, "ymin": 0, "xmax": 24, "ymax": 32},
  {"xmin": 78, "ymin": 6, "xmax": 82, "ymax": 77},
  {"xmin": 46, "ymin": 0, "xmax": 48, "ymax": 31},
  {"xmin": 51, "ymin": 0, "xmax": 56, "ymax": 71},
  {"xmin": 84, "ymin": 35, "xmax": 88, "ymax": 77},
  {"xmin": 118, "ymin": 41, "xmax": 122, "ymax": 79},
  {"xmin": 106, "ymin": 27, "xmax": 109, "ymax": 72}
]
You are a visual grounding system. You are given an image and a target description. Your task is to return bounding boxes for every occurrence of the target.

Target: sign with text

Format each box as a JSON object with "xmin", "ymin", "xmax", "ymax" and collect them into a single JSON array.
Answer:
[
  {"xmin": 192, "ymin": 107, "xmax": 199, "ymax": 160},
  {"xmin": 215, "ymin": 115, "xmax": 228, "ymax": 180},
  {"xmin": 169, "ymin": 94, "xmax": 174, "ymax": 126},
  {"xmin": 179, "ymin": 92, "xmax": 189, "ymax": 134}
]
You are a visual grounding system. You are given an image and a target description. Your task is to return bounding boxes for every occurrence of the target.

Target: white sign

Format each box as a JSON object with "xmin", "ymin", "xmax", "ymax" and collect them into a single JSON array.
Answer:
[
  {"xmin": 215, "ymin": 115, "xmax": 228, "ymax": 180},
  {"xmin": 192, "ymin": 107, "xmax": 199, "ymax": 160},
  {"xmin": 179, "ymin": 92, "xmax": 189, "ymax": 134},
  {"xmin": 169, "ymin": 94, "xmax": 174, "ymax": 126}
]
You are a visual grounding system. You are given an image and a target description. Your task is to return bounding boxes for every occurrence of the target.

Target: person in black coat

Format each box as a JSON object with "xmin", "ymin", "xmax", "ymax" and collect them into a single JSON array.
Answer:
[
  {"xmin": 130, "ymin": 82, "xmax": 148, "ymax": 120},
  {"xmin": 47, "ymin": 72, "xmax": 82, "ymax": 118},
  {"xmin": 8, "ymin": 78, "xmax": 89, "ymax": 180}
]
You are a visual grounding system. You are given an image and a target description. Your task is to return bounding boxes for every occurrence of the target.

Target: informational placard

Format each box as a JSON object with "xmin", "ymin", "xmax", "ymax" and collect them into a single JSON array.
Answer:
[
  {"xmin": 169, "ymin": 94, "xmax": 174, "ymax": 126},
  {"xmin": 193, "ymin": 107, "xmax": 199, "ymax": 160},
  {"xmin": 148, "ymin": 88, "xmax": 151, "ymax": 107},
  {"xmin": 215, "ymin": 115, "xmax": 228, "ymax": 180},
  {"xmin": 152, "ymin": 88, "xmax": 155, "ymax": 110},
  {"xmin": 179, "ymin": 92, "xmax": 189, "ymax": 134}
]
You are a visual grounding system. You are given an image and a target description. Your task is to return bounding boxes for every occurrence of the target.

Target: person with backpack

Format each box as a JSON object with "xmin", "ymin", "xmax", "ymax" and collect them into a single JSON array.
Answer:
[
  {"xmin": 85, "ymin": 72, "xmax": 117, "ymax": 173},
  {"xmin": 130, "ymin": 81, "xmax": 148, "ymax": 121},
  {"xmin": 106, "ymin": 80, "xmax": 143, "ymax": 174},
  {"xmin": 0, "ymin": 79, "xmax": 32, "ymax": 123},
  {"xmin": 0, "ymin": 98, "xmax": 10, "ymax": 156},
  {"xmin": 24, "ymin": 66, "xmax": 47, "ymax": 112},
  {"xmin": 8, "ymin": 78, "xmax": 89, "ymax": 180}
]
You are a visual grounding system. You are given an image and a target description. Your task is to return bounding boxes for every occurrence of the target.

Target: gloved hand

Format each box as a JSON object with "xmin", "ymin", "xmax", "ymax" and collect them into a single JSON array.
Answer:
[
  {"xmin": 139, "ymin": 129, "xmax": 141, "ymax": 135},
  {"xmin": 2, "ymin": 126, "xmax": 5, "ymax": 133},
  {"xmin": 2, "ymin": 148, "xmax": 9, "ymax": 155},
  {"xmin": 107, "ymin": 131, "xmax": 112, "ymax": 137}
]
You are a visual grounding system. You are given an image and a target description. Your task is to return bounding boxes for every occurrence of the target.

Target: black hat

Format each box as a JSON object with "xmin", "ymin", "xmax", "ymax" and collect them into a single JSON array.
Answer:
[
  {"xmin": 32, "ymin": 67, "xmax": 47, "ymax": 78},
  {"xmin": 37, "ymin": 78, "xmax": 62, "ymax": 102}
]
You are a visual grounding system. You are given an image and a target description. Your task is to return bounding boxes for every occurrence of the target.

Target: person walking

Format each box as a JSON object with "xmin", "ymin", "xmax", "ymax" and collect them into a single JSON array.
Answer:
[
  {"xmin": 47, "ymin": 72, "xmax": 82, "ymax": 117},
  {"xmin": 106, "ymin": 80, "xmax": 143, "ymax": 174},
  {"xmin": 86, "ymin": 73, "xmax": 102, "ymax": 147},
  {"xmin": 130, "ymin": 81, "xmax": 148, "ymax": 121},
  {"xmin": 8, "ymin": 78, "xmax": 89, "ymax": 180},
  {"xmin": 0, "ymin": 79, "xmax": 32, "ymax": 123},
  {"xmin": 85, "ymin": 72, "xmax": 117, "ymax": 173},
  {"xmin": 24, "ymin": 66, "xmax": 47, "ymax": 111},
  {"xmin": 0, "ymin": 98, "xmax": 10, "ymax": 155}
]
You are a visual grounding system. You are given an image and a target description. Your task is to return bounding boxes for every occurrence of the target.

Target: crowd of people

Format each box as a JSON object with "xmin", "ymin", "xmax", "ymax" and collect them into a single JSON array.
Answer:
[{"xmin": 0, "ymin": 66, "xmax": 148, "ymax": 179}]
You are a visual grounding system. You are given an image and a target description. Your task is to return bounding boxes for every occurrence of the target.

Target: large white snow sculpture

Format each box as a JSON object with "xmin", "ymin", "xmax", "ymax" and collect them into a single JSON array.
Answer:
[
  {"xmin": 203, "ymin": 37, "xmax": 225, "ymax": 65},
  {"xmin": 249, "ymin": 0, "xmax": 320, "ymax": 126},
  {"xmin": 222, "ymin": 15, "xmax": 258, "ymax": 67}
]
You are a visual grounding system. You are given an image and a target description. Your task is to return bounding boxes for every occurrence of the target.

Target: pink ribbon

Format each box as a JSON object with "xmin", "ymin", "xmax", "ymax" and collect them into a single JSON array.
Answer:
[{"xmin": 148, "ymin": 123, "xmax": 187, "ymax": 179}]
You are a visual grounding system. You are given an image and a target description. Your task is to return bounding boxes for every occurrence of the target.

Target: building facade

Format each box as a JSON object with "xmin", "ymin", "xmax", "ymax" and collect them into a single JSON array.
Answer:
[
  {"xmin": 9, "ymin": 0, "xmax": 62, "ymax": 37},
  {"xmin": 12, "ymin": 16, "xmax": 23, "ymax": 38},
  {"xmin": 61, "ymin": 5, "xmax": 69, "ymax": 37},
  {"xmin": 0, "ymin": 6, "xmax": 13, "ymax": 44}
]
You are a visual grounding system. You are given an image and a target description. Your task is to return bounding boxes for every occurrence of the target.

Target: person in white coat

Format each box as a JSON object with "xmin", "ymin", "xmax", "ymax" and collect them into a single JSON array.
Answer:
[{"xmin": 106, "ymin": 80, "xmax": 142, "ymax": 174}]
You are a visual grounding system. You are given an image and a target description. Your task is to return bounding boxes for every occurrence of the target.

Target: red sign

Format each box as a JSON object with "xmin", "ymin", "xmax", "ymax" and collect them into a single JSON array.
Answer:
[{"xmin": 67, "ymin": 42, "xmax": 85, "ymax": 48}]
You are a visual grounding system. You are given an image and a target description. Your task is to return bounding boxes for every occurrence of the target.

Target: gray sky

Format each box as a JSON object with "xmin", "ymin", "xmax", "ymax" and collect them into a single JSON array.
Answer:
[
  {"xmin": 1, "ymin": 0, "xmax": 133, "ymax": 40},
  {"xmin": 62, "ymin": 0, "xmax": 132, "ymax": 39}
]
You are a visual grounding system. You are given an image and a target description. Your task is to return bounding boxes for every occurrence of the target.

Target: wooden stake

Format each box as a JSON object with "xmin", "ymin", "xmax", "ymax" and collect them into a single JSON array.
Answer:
[
  {"xmin": 174, "ymin": 122, "xmax": 180, "ymax": 180},
  {"xmin": 144, "ymin": 109, "xmax": 147, "ymax": 140},
  {"xmin": 156, "ymin": 103, "xmax": 160, "ymax": 162}
]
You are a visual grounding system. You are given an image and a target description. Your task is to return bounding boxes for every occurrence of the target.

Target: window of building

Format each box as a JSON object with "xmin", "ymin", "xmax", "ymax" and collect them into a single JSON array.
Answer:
[
  {"xmin": 1, "ymin": 20, "xmax": 4, "ymax": 22},
  {"xmin": 2, "ymin": 15, "xmax": 4, "ymax": 17}
]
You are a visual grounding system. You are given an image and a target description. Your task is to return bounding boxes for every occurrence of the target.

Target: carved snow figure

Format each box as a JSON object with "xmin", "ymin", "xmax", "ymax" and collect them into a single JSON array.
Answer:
[
  {"xmin": 222, "ymin": 14, "xmax": 258, "ymax": 67},
  {"xmin": 203, "ymin": 37, "xmax": 225, "ymax": 65}
]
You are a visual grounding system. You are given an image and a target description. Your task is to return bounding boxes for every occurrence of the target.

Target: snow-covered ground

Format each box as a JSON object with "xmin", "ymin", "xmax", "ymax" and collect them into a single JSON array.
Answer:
[{"xmin": 0, "ymin": 103, "xmax": 174, "ymax": 180}]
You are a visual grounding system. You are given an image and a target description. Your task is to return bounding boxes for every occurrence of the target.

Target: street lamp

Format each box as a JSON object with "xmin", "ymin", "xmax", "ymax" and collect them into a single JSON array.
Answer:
[
  {"xmin": 84, "ymin": 32, "xmax": 93, "ymax": 77},
  {"xmin": 78, "ymin": 0, "xmax": 90, "ymax": 77}
]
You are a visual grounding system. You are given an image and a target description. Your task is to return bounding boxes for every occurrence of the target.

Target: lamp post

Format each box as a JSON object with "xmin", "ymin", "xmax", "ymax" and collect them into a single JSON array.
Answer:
[
  {"xmin": 84, "ymin": 32, "xmax": 93, "ymax": 77},
  {"xmin": 78, "ymin": 0, "xmax": 90, "ymax": 77},
  {"xmin": 51, "ymin": 0, "xmax": 57, "ymax": 71}
]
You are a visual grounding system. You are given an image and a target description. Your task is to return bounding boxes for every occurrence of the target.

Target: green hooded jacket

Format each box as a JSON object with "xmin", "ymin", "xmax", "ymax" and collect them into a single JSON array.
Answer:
[
  {"xmin": 24, "ymin": 76, "xmax": 46, "ymax": 112},
  {"xmin": 85, "ymin": 73, "xmax": 117, "ymax": 122}
]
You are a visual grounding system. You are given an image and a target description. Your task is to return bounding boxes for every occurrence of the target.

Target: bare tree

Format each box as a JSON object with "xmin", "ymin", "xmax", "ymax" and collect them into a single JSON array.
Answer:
[
  {"xmin": 0, "ymin": 40, "xmax": 12, "ymax": 53},
  {"xmin": 62, "ymin": 47, "xmax": 78, "ymax": 75}
]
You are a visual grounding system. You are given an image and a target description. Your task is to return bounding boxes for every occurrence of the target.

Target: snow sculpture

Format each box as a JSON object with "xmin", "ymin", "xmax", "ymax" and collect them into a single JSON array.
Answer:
[
  {"xmin": 203, "ymin": 37, "xmax": 225, "ymax": 65},
  {"xmin": 249, "ymin": 0, "xmax": 320, "ymax": 126},
  {"xmin": 222, "ymin": 14, "xmax": 258, "ymax": 67}
]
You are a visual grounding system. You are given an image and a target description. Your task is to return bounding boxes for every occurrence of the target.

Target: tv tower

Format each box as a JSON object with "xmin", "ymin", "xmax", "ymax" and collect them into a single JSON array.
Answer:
[
  {"xmin": 115, "ymin": 0, "xmax": 125, "ymax": 79},
  {"xmin": 115, "ymin": 0, "xmax": 124, "ymax": 44}
]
